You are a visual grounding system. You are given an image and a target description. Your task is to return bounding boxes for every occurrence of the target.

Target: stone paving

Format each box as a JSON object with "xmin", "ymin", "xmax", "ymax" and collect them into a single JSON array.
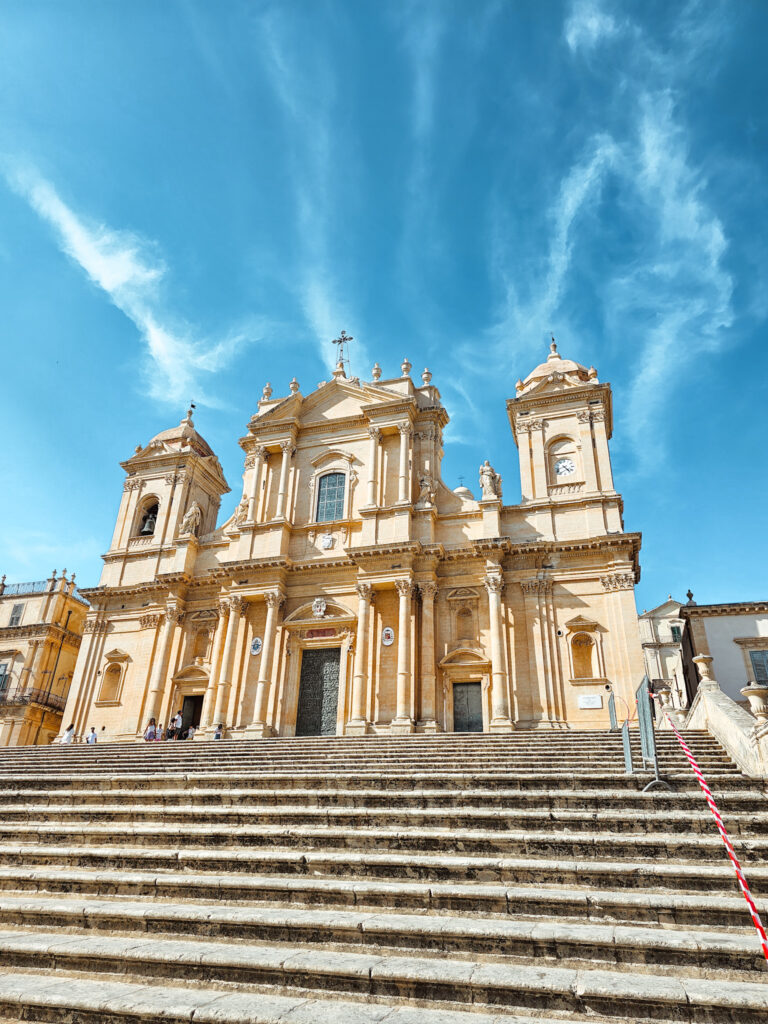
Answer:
[{"xmin": 0, "ymin": 732, "xmax": 764, "ymax": 1022}]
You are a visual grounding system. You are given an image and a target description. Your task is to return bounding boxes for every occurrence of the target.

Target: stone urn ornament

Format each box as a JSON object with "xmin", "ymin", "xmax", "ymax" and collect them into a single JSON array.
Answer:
[{"xmin": 741, "ymin": 681, "xmax": 768, "ymax": 722}]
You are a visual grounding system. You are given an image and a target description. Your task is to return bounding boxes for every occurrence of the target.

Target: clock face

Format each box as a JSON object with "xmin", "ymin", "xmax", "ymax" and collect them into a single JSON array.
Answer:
[{"xmin": 554, "ymin": 458, "xmax": 576, "ymax": 477}]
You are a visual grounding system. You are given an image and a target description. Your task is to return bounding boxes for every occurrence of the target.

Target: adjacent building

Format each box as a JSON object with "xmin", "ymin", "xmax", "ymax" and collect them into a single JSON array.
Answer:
[
  {"xmin": 61, "ymin": 343, "xmax": 646, "ymax": 741},
  {"xmin": 0, "ymin": 572, "xmax": 89, "ymax": 745},
  {"xmin": 639, "ymin": 597, "xmax": 687, "ymax": 708},
  {"xmin": 680, "ymin": 596, "xmax": 768, "ymax": 705}
]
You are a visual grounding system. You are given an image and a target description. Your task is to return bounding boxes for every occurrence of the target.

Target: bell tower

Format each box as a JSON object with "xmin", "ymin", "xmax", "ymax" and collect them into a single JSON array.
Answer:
[
  {"xmin": 101, "ymin": 408, "xmax": 230, "ymax": 587},
  {"xmin": 506, "ymin": 341, "xmax": 622, "ymax": 535}
]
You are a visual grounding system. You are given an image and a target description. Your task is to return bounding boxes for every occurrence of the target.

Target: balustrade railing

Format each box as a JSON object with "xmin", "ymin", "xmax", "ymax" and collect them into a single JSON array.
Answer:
[{"xmin": 0, "ymin": 687, "xmax": 67, "ymax": 712}]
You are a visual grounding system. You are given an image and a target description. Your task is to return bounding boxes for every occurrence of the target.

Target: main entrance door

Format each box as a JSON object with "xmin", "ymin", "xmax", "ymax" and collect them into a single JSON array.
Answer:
[
  {"xmin": 453, "ymin": 682, "xmax": 483, "ymax": 733},
  {"xmin": 181, "ymin": 694, "xmax": 204, "ymax": 735},
  {"xmin": 295, "ymin": 647, "xmax": 341, "ymax": 736}
]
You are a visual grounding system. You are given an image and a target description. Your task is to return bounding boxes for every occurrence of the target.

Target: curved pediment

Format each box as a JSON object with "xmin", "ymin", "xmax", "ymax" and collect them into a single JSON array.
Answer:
[
  {"xmin": 439, "ymin": 647, "xmax": 491, "ymax": 668},
  {"xmin": 173, "ymin": 664, "xmax": 209, "ymax": 683},
  {"xmin": 283, "ymin": 599, "xmax": 356, "ymax": 626}
]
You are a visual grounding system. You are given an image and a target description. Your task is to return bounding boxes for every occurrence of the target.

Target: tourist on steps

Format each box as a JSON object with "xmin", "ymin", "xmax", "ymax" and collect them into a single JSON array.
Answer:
[
  {"xmin": 213, "ymin": 723, "xmax": 223, "ymax": 740},
  {"xmin": 86, "ymin": 727, "xmax": 97, "ymax": 744},
  {"xmin": 61, "ymin": 723, "xmax": 75, "ymax": 744},
  {"xmin": 143, "ymin": 718, "xmax": 157, "ymax": 741}
]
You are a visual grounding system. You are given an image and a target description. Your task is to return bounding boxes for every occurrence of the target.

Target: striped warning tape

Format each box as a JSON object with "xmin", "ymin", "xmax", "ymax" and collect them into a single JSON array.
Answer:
[{"xmin": 659, "ymin": 704, "xmax": 768, "ymax": 963}]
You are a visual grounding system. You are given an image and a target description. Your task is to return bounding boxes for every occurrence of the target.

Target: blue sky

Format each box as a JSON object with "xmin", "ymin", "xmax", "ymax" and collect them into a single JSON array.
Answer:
[{"xmin": 1, "ymin": 0, "xmax": 766, "ymax": 611}]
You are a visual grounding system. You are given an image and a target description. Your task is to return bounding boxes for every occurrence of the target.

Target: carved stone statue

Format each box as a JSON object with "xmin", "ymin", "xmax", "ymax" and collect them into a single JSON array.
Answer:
[
  {"xmin": 479, "ymin": 460, "xmax": 502, "ymax": 500},
  {"xmin": 415, "ymin": 473, "xmax": 436, "ymax": 509},
  {"xmin": 179, "ymin": 501, "xmax": 202, "ymax": 538},
  {"xmin": 233, "ymin": 496, "xmax": 249, "ymax": 526}
]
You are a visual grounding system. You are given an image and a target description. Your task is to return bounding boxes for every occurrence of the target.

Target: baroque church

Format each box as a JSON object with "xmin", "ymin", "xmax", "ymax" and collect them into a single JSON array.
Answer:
[{"xmin": 62, "ymin": 342, "xmax": 645, "ymax": 741}]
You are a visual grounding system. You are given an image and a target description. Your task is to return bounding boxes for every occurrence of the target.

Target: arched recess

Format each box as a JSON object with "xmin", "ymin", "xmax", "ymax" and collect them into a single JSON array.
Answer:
[
  {"xmin": 547, "ymin": 436, "xmax": 581, "ymax": 486},
  {"xmin": 134, "ymin": 495, "xmax": 160, "ymax": 537},
  {"xmin": 96, "ymin": 649, "xmax": 130, "ymax": 704},
  {"xmin": 564, "ymin": 615, "xmax": 607, "ymax": 682},
  {"xmin": 438, "ymin": 648, "xmax": 492, "ymax": 733}
]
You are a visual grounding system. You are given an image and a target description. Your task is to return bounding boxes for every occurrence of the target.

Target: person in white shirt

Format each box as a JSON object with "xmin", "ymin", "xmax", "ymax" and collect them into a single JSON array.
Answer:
[
  {"xmin": 186, "ymin": 724, "xmax": 196, "ymax": 741},
  {"xmin": 172, "ymin": 711, "xmax": 183, "ymax": 739},
  {"xmin": 143, "ymin": 718, "xmax": 157, "ymax": 742},
  {"xmin": 61, "ymin": 724, "xmax": 75, "ymax": 744},
  {"xmin": 86, "ymin": 727, "xmax": 97, "ymax": 745}
]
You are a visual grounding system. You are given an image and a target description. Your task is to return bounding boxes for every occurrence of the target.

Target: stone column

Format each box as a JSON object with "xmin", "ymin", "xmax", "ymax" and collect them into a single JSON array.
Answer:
[
  {"xmin": 349, "ymin": 583, "xmax": 373, "ymax": 730},
  {"xmin": 20, "ymin": 640, "xmax": 44, "ymax": 692},
  {"xmin": 247, "ymin": 446, "xmax": 267, "ymax": 523},
  {"xmin": 251, "ymin": 590, "xmax": 284, "ymax": 734},
  {"xmin": 274, "ymin": 441, "xmax": 294, "ymax": 520},
  {"xmin": 418, "ymin": 582, "xmax": 439, "ymax": 730},
  {"xmin": 145, "ymin": 604, "xmax": 182, "ymax": 724},
  {"xmin": 213, "ymin": 597, "xmax": 244, "ymax": 727},
  {"xmin": 397, "ymin": 423, "xmax": 412, "ymax": 503},
  {"xmin": 484, "ymin": 574, "xmax": 513, "ymax": 731},
  {"xmin": 392, "ymin": 580, "xmax": 414, "ymax": 732},
  {"xmin": 366, "ymin": 428, "xmax": 380, "ymax": 507},
  {"xmin": 200, "ymin": 600, "xmax": 228, "ymax": 729}
]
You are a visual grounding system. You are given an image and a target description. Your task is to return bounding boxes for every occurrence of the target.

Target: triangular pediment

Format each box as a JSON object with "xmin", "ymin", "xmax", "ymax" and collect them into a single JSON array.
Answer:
[{"xmin": 298, "ymin": 378, "xmax": 405, "ymax": 426}]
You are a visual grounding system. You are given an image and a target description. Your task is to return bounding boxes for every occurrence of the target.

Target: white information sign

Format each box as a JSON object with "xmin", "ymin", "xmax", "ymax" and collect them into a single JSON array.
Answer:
[{"xmin": 578, "ymin": 694, "xmax": 603, "ymax": 710}]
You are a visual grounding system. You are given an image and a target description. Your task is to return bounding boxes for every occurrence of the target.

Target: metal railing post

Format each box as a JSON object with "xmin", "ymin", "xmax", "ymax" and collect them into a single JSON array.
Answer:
[
  {"xmin": 636, "ymin": 676, "xmax": 671, "ymax": 793},
  {"xmin": 608, "ymin": 692, "xmax": 618, "ymax": 731}
]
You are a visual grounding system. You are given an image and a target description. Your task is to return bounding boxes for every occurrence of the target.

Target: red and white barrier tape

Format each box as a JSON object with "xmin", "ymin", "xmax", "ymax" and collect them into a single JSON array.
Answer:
[{"xmin": 660, "ymin": 707, "xmax": 768, "ymax": 963}]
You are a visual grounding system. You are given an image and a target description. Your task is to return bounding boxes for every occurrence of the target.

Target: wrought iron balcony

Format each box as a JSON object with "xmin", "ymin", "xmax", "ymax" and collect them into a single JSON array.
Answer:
[{"xmin": 0, "ymin": 687, "xmax": 67, "ymax": 713}]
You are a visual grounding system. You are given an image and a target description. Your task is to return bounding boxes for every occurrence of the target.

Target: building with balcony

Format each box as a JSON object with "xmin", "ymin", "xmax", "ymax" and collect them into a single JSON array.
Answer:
[
  {"xmin": 61, "ymin": 342, "xmax": 645, "ymax": 742},
  {"xmin": 0, "ymin": 572, "xmax": 89, "ymax": 745}
]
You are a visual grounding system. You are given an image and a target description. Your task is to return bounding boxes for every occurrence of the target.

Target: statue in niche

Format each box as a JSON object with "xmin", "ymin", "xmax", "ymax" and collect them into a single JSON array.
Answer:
[
  {"xmin": 179, "ymin": 501, "xmax": 202, "ymax": 538},
  {"xmin": 479, "ymin": 460, "xmax": 502, "ymax": 500},
  {"xmin": 415, "ymin": 473, "xmax": 436, "ymax": 509}
]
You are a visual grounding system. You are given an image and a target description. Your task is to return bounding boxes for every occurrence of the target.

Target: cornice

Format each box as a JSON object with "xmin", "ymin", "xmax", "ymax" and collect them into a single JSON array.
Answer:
[
  {"xmin": 680, "ymin": 601, "xmax": 768, "ymax": 618},
  {"xmin": 0, "ymin": 623, "xmax": 82, "ymax": 648}
]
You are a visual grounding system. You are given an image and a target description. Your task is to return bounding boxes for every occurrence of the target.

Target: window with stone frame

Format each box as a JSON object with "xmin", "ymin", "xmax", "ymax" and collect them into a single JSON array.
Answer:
[
  {"xmin": 98, "ymin": 664, "xmax": 122, "ymax": 703},
  {"xmin": 0, "ymin": 662, "xmax": 8, "ymax": 692},
  {"xmin": 750, "ymin": 650, "xmax": 768, "ymax": 684},
  {"xmin": 8, "ymin": 604, "xmax": 23, "ymax": 627},
  {"xmin": 315, "ymin": 472, "xmax": 345, "ymax": 523},
  {"xmin": 670, "ymin": 625, "xmax": 682, "ymax": 643}
]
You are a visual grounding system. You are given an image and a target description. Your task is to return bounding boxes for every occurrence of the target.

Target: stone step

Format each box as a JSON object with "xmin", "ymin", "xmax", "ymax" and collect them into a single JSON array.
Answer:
[
  {"xmin": 0, "ymin": 898, "xmax": 764, "ymax": 978},
  {"xmin": 2, "ymin": 819, "xmax": 764, "ymax": 861},
  {"xmin": 1, "ymin": 802, "xmax": 765, "ymax": 837},
  {"xmin": 1, "ymin": 865, "xmax": 766, "ymax": 929},
  {"xmin": 1, "ymin": 843, "xmax": 765, "ymax": 896},
  {"xmin": 1, "ymin": 784, "xmax": 763, "ymax": 811},
  {"xmin": 0, "ymin": 929, "xmax": 766, "ymax": 1022}
]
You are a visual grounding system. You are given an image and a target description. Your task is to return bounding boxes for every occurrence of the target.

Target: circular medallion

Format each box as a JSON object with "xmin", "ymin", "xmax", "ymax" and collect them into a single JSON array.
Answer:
[
  {"xmin": 381, "ymin": 627, "xmax": 395, "ymax": 647},
  {"xmin": 250, "ymin": 637, "xmax": 263, "ymax": 656}
]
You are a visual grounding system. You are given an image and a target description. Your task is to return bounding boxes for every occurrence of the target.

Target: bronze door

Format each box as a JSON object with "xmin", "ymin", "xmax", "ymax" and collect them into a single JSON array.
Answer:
[
  {"xmin": 453, "ymin": 682, "xmax": 483, "ymax": 732},
  {"xmin": 295, "ymin": 647, "xmax": 341, "ymax": 736}
]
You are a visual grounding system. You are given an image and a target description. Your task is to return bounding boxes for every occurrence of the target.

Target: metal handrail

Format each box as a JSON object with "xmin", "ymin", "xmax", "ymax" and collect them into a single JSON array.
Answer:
[{"xmin": 636, "ymin": 675, "xmax": 671, "ymax": 793}]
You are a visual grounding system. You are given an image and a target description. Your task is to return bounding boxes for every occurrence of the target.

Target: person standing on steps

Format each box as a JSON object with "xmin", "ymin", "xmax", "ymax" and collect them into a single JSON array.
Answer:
[
  {"xmin": 143, "ymin": 718, "xmax": 157, "ymax": 741},
  {"xmin": 86, "ymin": 727, "xmax": 97, "ymax": 744},
  {"xmin": 213, "ymin": 723, "xmax": 224, "ymax": 740},
  {"xmin": 155, "ymin": 722, "xmax": 164, "ymax": 741},
  {"xmin": 61, "ymin": 723, "xmax": 75, "ymax": 744},
  {"xmin": 172, "ymin": 709, "xmax": 183, "ymax": 740}
]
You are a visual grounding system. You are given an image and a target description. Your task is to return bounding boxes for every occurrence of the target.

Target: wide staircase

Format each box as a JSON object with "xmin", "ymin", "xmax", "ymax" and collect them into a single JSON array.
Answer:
[{"xmin": 0, "ymin": 732, "xmax": 764, "ymax": 1023}]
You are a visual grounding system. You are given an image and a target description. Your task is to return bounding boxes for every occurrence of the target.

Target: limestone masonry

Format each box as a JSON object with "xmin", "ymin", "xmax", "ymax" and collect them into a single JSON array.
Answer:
[{"xmin": 62, "ymin": 343, "xmax": 645, "ymax": 741}]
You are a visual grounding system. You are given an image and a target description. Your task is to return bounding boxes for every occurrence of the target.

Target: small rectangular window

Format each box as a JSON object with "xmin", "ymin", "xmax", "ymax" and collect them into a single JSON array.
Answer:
[
  {"xmin": 8, "ymin": 604, "xmax": 23, "ymax": 627},
  {"xmin": 749, "ymin": 651, "xmax": 768, "ymax": 684},
  {"xmin": 670, "ymin": 625, "xmax": 682, "ymax": 643},
  {"xmin": 0, "ymin": 664, "xmax": 7, "ymax": 692}
]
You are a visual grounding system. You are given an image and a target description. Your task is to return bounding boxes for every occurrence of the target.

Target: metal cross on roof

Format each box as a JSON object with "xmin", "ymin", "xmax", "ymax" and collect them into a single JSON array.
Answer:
[{"xmin": 332, "ymin": 331, "xmax": 353, "ymax": 374}]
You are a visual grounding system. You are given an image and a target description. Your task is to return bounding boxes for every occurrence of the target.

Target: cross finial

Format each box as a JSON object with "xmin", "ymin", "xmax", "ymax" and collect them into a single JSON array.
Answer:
[{"xmin": 332, "ymin": 330, "xmax": 354, "ymax": 376}]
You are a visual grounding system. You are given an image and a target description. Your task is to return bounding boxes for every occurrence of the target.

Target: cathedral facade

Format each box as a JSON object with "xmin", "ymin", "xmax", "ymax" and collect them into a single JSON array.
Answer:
[{"xmin": 62, "ymin": 344, "xmax": 644, "ymax": 741}]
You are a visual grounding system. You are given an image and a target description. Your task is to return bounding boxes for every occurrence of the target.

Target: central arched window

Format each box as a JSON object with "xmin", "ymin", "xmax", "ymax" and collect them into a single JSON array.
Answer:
[{"xmin": 316, "ymin": 472, "xmax": 345, "ymax": 523}]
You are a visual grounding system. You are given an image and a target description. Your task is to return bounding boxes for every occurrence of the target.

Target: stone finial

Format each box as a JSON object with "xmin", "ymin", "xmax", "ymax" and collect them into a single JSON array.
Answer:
[
  {"xmin": 588, "ymin": 366, "xmax": 598, "ymax": 380},
  {"xmin": 515, "ymin": 379, "xmax": 524, "ymax": 393},
  {"xmin": 686, "ymin": 589, "xmax": 696, "ymax": 605},
  {"xmin": 547, "ymin": 338, "xmax": 559, "ymax": 361},
  {"xmin": 693, "ymin": 654, "xmax": 718, "ymax": 691},
  {"xmin": 135, "ymin": 444, "xmax": 142, "ymax": 454},
  {"xmin": 400, "ymin": 357, "xmax": 412, "ymax": 377},
  {"xmin": 289, "ymin": 377, "xmax": 300, "ymax": 394},
  {"xmin": 371, "ymin": 362, "xmax": 382, "ymax": 382},
  {"xmin": 421, "ymin": 368, "xmax": 432, "ymax": 385},
  {"xmin": 0, "ymin": 575, "xmax": 5, "ymax": 595},
  {"xmin": 50, "ymin": 570, "xmax": 57, "ymax": 580},
  {"xmin": 262, "ymin": 382, "xmax": 273, "ymax": 401}
]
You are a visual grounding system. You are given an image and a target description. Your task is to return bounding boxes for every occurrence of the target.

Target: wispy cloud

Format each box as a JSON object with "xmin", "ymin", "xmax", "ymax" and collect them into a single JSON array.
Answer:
[
  {"xmin": 254, "ymin": 7, "xmax": 369, "ymax": 377},
  {"xmin": 485, "ymin": 0, "xmax": 734, "ymax": 471},
  {"xmin": 1, "ymin": 159, "xmax": 259, "ymax": 406}
]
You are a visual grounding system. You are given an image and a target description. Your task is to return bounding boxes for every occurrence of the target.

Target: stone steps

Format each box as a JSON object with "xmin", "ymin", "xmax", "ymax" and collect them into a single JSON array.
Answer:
[
  {"xmin": 1, "ymin": 864, "xmax": 767, "ymax": 929},
  {"xmin": 0, "ymin": 732, "xmax": 764, "ymax": 1022}
]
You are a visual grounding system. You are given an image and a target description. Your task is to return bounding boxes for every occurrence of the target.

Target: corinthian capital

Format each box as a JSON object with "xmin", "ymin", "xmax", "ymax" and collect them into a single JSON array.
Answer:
[
  {"xmin": 397, "ymin": 422, "xmax": 413, "ymax": 438},
  {"xmin": 368, "ymin": 426, "xmax": 381, "ymax": 442},
  {"xmin": 264, "ymin": 590, "xmax": 285, "ymax": 609},
  {"xmin": 229, "ymin": 596, "xmax": 246, "ymax": 616},
  {"xmin": 394, "ymin": 579, "xmax": 414, "ymax": 598},
  {"xmin": 280, "ymin": 440, "xmax": 295, "ymax": 455},
  {"xmin": 418, "ymin": 581, "xmax": 438, "ymax": 601},
  {"xmin": 484, "ymin": 574, "xmax": 504, "ymax": 596},
  {"xmin": 355, "ymin": 582, "xmax": 374, "ymax": 602},
  {"xmin": 165, "ymin": 604, "xmax": 183, "ymax": 626}
]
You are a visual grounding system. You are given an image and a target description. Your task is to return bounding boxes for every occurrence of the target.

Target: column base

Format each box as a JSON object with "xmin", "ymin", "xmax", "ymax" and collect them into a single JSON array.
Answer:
[
  {"xmin": 390, "ymin": 718, "xmax": 415, "ymax": 735},
  {"xmin": 242, "ymin": 722, "xmax": 275, "ymax": 738},
  {"xmin": 345, "ymin": 719, "xmax": 369, "ymax": 736},
  {"xmin": 489, "ymin": 717, "xmax": 515, "ymax": 733},
  {"xmin": 417, "ymin": 719, "xmax": 441, "ymax": 734}
]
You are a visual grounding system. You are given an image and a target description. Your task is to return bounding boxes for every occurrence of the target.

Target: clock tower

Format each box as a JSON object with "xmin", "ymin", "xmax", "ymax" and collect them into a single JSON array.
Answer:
[{"xmin": 506, "ymin": 341, "xmax": 623, "ymax": 538}]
